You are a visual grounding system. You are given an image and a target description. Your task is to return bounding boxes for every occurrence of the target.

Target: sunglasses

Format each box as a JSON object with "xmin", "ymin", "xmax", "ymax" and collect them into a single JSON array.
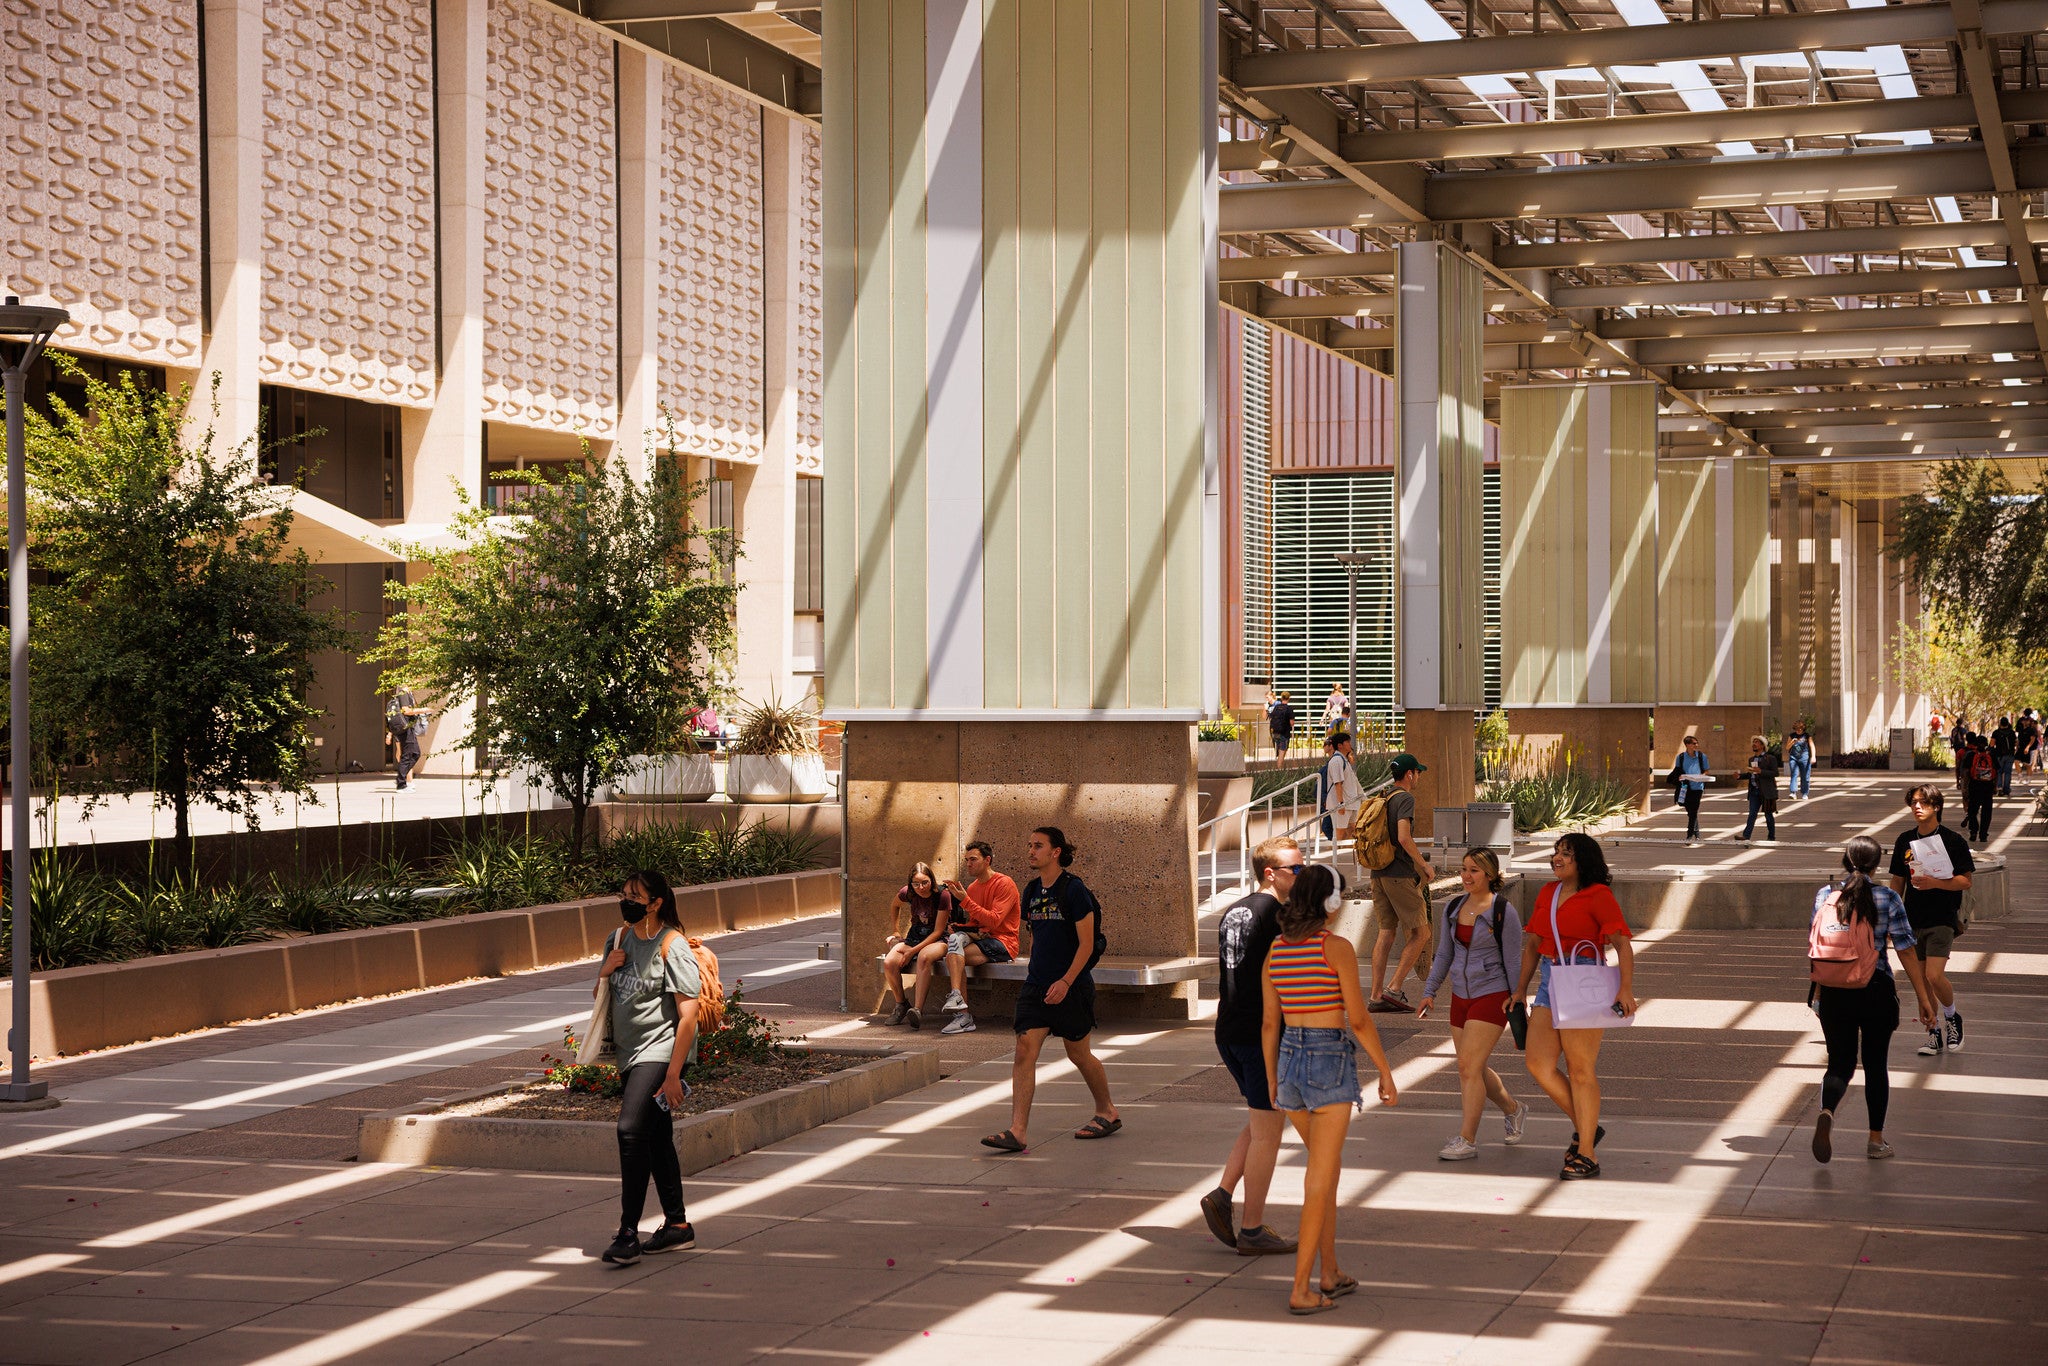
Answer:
[{"xmin": 1274, "ymin": 862, "xmax": 1308, "ymax": 874}]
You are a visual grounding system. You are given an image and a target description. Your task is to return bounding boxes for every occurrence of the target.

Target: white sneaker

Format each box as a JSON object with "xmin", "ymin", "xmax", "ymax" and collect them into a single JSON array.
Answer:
[
  {"xmin": 939, "ymin": 1012, "xmax": 977, "ymax": 1034},
  {"xmin": 1502, "ymin": 1101, "xmax": 1526, "ymax": 1146},
  {"xmin": 941, "ymin": 991, "xmax": 968, "ymax": 1013},
  {"xmin": 1916, "ymin": 1027, "xmax": 1945, "ymax": 1057},
  {"xmin": 1438, "ymin": 1136, "xmax": 1479, "ymax": 1161}
]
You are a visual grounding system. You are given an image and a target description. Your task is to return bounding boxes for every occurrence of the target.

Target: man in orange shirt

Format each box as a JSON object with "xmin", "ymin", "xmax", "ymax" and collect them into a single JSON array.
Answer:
[{"xmin": 939, "ymin": 840, "xmax": 1021, "ymax": 1035}]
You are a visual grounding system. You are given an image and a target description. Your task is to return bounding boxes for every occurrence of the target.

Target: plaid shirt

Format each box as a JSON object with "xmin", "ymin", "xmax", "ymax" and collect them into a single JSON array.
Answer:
[{"xmin": 1811, "ymin": 883, "xmax": 1916, "ymax": 978}]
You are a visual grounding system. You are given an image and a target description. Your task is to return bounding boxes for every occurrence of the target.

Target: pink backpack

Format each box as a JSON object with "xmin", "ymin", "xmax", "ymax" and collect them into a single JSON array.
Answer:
[{"xmin": 1808, "ymin": 890, "xmax": 1879, "ymax": 989}]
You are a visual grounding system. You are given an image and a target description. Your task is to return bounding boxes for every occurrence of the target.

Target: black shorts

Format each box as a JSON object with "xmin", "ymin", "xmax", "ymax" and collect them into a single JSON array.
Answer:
[
  {"xmin": 1216, "ymin": 1038, "xmax": 1273, "ymax": 1111},
  {"xmin": 1013, "ymin": 978, "xmax": 1096, "ymax": 1041},
  {"xmin": 969, "ymin": 935, "xmax": 1013, "ymax": 963}
]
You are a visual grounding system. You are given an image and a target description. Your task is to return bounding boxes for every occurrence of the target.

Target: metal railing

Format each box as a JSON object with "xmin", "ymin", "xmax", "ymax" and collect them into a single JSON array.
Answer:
[{"xmin": 1196, "ymin": 766, "xmax": 1396, "ymax": 904}]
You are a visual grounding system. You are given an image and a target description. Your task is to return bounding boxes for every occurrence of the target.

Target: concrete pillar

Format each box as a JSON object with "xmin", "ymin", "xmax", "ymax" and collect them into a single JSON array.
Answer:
[
  {"xmin": 1654, "ymin": 455, "xmax": 1769, "ymax": 760},
  {"xmin": 1498, "ymin": 381, "xmax": 1657, "ymax": 805},
  {"xmin": 1395, "ymin": 241, "xmax": 1487, "ymax": 830},
  {"xmin": 192, "ymin": 0, "xmax": 265, "ymax": 458},
  {"xmin": 732, "ymin": 114, "xmax": 804, "ymax": 707},
  {"xmin": 826, "ymin": 1, "xmax": 1213, "ymax": 1015},
  {"xmin": 1774, "ymin": 471, "xmax": 1802, "ymax": 735},
  {"xmin": 615, "ymin": 49, "xmax": 664, "ymax": 477},
  {"xmin": 410, "ymin": 0, "xmax": 489, "ymax": 774},
  {"xmin": 1813, "ymin": 489, "xmax": 1839, "ymax": 754}
]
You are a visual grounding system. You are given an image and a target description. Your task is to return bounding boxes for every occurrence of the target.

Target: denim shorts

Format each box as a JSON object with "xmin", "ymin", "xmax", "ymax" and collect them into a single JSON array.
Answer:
[
  {"xmin": 1532, "ymin": 957, "xmax": 1555, "ymax": 1011},
  {"xmin": 1275, "ymin": 1025, "xmax": 1361, "ymax": 1112}
]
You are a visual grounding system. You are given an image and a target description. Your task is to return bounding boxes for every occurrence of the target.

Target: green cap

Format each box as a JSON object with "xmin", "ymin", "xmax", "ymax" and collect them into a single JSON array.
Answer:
[{"xmin": 1388, "ymin": 753, "xmax": 1427, "ymax": 777}]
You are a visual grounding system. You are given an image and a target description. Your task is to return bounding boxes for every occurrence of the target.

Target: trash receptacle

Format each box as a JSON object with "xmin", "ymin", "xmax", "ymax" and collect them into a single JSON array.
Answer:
[
  {"xmin": 1888, "ymin": 727, "xmax": 1916, "ymax": 772},
  {"xmin": 1466, "ymin": 802, "xmax": 1515, "ymax": 858}
]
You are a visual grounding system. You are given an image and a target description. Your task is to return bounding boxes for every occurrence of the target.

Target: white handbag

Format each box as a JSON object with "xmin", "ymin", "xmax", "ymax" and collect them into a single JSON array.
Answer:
[
  {"xmin": 575, "ymin": 930, "xmax": 620, "ymax": 1065},
  {"xmin": 1546, "ymin": 894, "xmax": 1635, "ymax": 1031}
]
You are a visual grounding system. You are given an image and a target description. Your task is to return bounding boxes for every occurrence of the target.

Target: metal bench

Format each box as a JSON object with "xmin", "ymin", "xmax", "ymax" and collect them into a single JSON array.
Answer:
[{"xmin": 872, "ymin": 953, "xmax": 1215, "ymax": 1012}]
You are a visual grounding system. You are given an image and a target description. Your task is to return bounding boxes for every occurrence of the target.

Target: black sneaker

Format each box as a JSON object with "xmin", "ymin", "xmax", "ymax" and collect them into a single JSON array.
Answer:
[
  {"xmin": 904, "ymin": 1007, "xmax": 921, "ymax": 1031},
  {"xmin": 1199, "ymin": 1186, "xmax": 1234, "ymax": 1249},
  {"xmin": 600, "ymin": 1229, "xmax": 642, "ymax": 1265},
  {"xmin": 1946, "ymin": 1010, "xmax": 1964, "ymax": 1053},
  {"xmin": 643, "ymin": 1222, "xmax": 696, "ymax": 1254},
  {"xmin": 888, "ymin": 1001, "xmax": 910, "ymax": 1026}
]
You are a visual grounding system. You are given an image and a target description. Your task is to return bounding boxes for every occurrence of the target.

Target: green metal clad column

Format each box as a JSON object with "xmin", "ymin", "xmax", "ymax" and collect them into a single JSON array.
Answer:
[{"xmin": 826, "ymin": 0, "xmax": 1215, "ymax": 1016}]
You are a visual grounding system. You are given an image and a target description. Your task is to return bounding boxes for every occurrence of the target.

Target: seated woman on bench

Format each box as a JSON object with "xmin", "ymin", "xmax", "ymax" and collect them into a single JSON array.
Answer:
[{"xmin": 882, "ymin": 863, "xmax": 954, "ymax": 1030}]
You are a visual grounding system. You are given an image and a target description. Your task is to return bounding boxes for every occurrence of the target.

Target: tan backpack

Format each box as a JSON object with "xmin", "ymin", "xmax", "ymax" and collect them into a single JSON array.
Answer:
[
  {"xmin": 1354, "ymin": 793, "xmax": 1397, "ymax": 871},
  {"xmin": 658, "ymin": 931, "xmax": 727, "ymax": 1035}
]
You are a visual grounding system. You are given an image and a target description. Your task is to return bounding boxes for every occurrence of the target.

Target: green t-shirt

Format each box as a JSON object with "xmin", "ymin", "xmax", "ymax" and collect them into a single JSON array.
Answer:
[{"xmin": 609, "ymin": 926, "xmax": 702, "ymax": 1072}]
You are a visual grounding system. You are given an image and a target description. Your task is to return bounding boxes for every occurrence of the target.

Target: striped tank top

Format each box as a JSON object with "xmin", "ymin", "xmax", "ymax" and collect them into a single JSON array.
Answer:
[{"xmin": 1269, "ymin": 933, "xmax": 1344, "ymax": 1015}]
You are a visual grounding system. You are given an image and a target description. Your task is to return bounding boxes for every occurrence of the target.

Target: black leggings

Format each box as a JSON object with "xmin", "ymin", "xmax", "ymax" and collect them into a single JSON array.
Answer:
[
  {"xmin": 618, "ymin": 1062, "xmax": 686, "ymax": 1230},
  {"xmin": 1817, "ymin": 976, "xmax": 1899, "ymax": 1132},
  {"xmin": 1964, "ymin": 782, "xmax": 1994, "ymax": 841},
  {"xmin": 1682, "ymin": 786, "xmax": 1703, "ymax": 837}
]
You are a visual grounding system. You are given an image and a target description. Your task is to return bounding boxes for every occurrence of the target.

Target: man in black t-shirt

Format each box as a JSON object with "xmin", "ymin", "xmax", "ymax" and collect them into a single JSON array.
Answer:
[
  {"xmin": 1198, "ymin": 837, "xmax": 1303, "ymax": 1258},
  {"xmin": 1992, "ymin": 717, "xmax": 2017, "ymax": 797},
  {"xmin": 979, "ymin": 827, "xmax": 1120, "ymax": 1154},
  {"xmin": 1269, "ymin": 695, "xmax": 1295, "ymax": 758},
  {"xmin": 1889, "ymin": 785, "xmax": 1975, "ymax": 1056}
]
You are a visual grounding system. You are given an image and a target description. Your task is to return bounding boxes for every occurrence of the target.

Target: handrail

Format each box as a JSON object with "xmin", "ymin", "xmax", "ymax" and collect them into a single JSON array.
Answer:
[{"xmin": 1197, "ymin": 763, "xmax": 1396, "ymax": 904}]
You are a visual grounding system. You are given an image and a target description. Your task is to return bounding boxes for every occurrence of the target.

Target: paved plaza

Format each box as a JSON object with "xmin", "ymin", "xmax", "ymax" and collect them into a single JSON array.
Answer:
[{"xmin": 1, "ymin": 777, "xmax": 2044, "ymax": 1365}]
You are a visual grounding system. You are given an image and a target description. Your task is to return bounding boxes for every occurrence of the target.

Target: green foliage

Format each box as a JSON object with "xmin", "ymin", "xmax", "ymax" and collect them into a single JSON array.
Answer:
[
  {"xmin": 1890, "ymin": 613, "xmax": 2047, "ymax": 731},
  {"xmin": 1480, "ymin": 769, "xmax": 1638, "ymax": 834},
  {"xmin": 1476, "ymin": 708, "xmax": 1511, "ymax": 782},
  {"xmin": 105, "ymin": 878, "xmax": 266, "ymax": 956},
  {"xmin": 1, "ymin": 857, "xmax": 125, "ymax": 972},
  {"xmin": 21, "ymin": 363, "xmax": 351, "ymax": 865},
  {"xmin": 370, "ymin": 440, "xmax": 737, "ymax": 857},
  {"xmin": 433, "ymin": 829, "xmax": 575, "ymax": 913},
  {"xmin": 540, "ymin": 988, "xmax": 802, "ymax": 1098},
  {"xmin": 728, "ymin": 695, "xmax": 821, "ymax": 756},
  {"xmin": 1892, "ymin": 459, "xmax": 2048, "ymax": 651},
  {"xmin": 1197, "ymin": 717, "xmax": 1242, "ymax": 742}
]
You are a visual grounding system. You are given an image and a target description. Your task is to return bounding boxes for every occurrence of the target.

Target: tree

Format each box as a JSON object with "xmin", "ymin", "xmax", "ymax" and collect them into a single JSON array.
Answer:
[
  {"xmin": 1892, "ymin": 615, "xmax": 2047, "ymax": 732},
  {"xmin": 369, "ymin": 446, "xmax": 735, "ymax": 859},
  {"xmin": 20, "ymin": 366, "xmax": 349, "ymax": 867},
  {"xmin": 1892, "ymin": 458, "xmax": 2048, "ymax": 650}
]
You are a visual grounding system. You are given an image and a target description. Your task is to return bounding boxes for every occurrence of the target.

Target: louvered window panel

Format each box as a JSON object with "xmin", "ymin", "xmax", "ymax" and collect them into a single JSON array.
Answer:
[
  {"xmin": 1241, "ymin": 320, "xmax": 1273, "ymax": 684},
  {"xmin": 1483, "ymin": 465, "xmax": 1502, "ymax": 713},
  {"xmin": 1271, "ymin": 472, "xmax": 1397, "ymax": 739}
]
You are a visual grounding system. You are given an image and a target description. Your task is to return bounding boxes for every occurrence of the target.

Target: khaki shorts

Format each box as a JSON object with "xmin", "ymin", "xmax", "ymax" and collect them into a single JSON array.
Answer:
[
  {"xmin": 1371, "ymin": 873, "xmax": 1429, "ymax": 937},
  {"xmin": 1914, "ymin": 924, "xmax": 1957, "ymax": 960}
]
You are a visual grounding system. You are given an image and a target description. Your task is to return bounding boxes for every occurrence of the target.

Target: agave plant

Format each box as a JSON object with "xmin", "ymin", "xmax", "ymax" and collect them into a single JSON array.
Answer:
[
  {"xmin": 2, "ymin": 856, "xmax": 126, "ymax": 971},
  {"xmin": 728, "ymin": 696, "xmax": 820, "ymax": 756}
]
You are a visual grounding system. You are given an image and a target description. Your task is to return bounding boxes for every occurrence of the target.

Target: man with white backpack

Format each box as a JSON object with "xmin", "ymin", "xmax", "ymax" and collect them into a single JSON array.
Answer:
[{"xmin": 1807, "ymin": 836, "xmax": 1937, "ymax": 1163}]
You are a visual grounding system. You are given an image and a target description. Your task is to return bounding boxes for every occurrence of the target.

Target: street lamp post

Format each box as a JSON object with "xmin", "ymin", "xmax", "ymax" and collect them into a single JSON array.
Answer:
[
  {"xmin": 1334, "ymin": 550, "xmax": 1370, "ymax": 741},
  {"xmin": 1, "ymin": 296, "xmax": 68, "ymax": 1106}
]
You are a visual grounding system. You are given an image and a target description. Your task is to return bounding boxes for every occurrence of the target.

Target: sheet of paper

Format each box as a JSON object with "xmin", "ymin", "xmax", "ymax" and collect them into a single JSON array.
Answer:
[{"xmin": 1909, "ymin": 833, "xmax": 1954, "ymax": 882}]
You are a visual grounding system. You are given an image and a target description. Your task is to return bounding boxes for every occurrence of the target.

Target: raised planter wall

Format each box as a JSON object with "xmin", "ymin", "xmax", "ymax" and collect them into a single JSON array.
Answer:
[
  {"xmin": 358, "ymin": 1041, "xmax": 938, "ymax": 1173},
  {"xmin": 1, "ymin": 868, "xmax": 842, "ymax": 1060}
]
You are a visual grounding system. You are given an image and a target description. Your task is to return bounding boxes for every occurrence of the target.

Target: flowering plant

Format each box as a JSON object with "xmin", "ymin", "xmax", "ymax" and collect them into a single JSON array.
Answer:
[{"xmin": 538, "ymin": 1032, "xmax": 623, "ymax": 1098}]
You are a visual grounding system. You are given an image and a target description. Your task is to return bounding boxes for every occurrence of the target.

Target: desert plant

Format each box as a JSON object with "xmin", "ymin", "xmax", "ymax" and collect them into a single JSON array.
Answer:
[
  {"xmin": 435, "ymin": 829, "xmax": 575, "ymax": 913},
  {"xmin": 1197, "ymin": 717, "xmax": 1242, "ymax": 742},
  {"xmin": 729, "ymin": 695, "xmax": 821, "ymax": 756},
  {"xmin": 107, "ymin": 878, "xmax": 266, "ymax": 956},
  {"xmin": 1480, "ymin": 768, "xmax": 1636, "ymax": 834},
  {"xmin": 1, "ymin": 856, "xmax": 125, "ymax": 972}
]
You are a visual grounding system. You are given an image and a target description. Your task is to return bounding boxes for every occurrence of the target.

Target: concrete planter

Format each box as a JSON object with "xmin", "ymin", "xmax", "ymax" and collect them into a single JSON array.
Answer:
[
  {"xmin": 604, "ymin": 753, "xmax": 717, "ymax": 801},
  {"xmin": 728, "ymin": 753, "xmax": 831, "ymax": 804},
  {"xmin": 357, "ymin": 1041, "xmax": 937, "ymax": 1172},
  {"xmin": 477, "ymin": 764, "xmax": 568, "ymax": 812},
  {"xmin": 1197, "ymin": 740, "xmax": 1247, "ymax": 776}
]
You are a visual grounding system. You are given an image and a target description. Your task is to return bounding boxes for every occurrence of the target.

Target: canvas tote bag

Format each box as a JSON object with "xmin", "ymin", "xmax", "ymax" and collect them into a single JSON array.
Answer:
[{"xmin": 1546, "ymin": 888, "xmax": 1636, "ymax": 1030}]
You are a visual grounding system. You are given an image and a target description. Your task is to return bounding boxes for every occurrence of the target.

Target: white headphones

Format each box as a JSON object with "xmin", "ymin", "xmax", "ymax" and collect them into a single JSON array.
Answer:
[{"xmin": 1323, "ymin": 887, "xmax": 1343, "ymax": 913}]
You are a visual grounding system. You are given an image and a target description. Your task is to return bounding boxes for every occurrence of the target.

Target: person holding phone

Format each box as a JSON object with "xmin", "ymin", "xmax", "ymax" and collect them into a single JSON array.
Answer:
[{"xmin": 937, "ymin": 840, "xmax": 1021, "ymax": 1034}]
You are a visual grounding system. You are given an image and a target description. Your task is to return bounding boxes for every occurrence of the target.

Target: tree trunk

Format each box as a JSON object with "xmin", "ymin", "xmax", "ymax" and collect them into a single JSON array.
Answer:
[
  {"xmin": 568, "ymin": 796, "xmax": 589, "ymax": 863},
  {"xmin": 171, "ymin": 786, "xmax": 191, "ymax": 875}
]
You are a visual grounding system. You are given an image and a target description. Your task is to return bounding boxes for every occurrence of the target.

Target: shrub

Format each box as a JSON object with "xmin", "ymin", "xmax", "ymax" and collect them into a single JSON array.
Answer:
[
  {"xmin": 1197, "ymin": 717, "xmax": 1242, "ymax": 743},
  {"xmin": 539, "ymin": 989, "xmax": 801, "ymax": 1097},
  {"xmin": 1, "ymin": 857, "xmax": 125, "ymax": 972},
  {"xmin": 1480, "ymin": 770, "xmax": 1637, "ymax": 834}
]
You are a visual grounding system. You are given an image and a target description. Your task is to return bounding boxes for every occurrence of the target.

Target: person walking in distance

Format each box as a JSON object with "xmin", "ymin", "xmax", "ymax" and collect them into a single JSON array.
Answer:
[
  {"xmin": 1366, "ymin": 754, "xmax": 1435, "ymax": 1013},
  {"xmin": 1668, "ymin": 733, "xmax": 1711, "ymax": 841},
  {"xmin": 1416, "ymin": 848, "xmax": 1528, "ymax": 1161},
  {"xmin": 1738, "ymin": 735, "xmax": 1781, "ymax": 841},
  {"xmin": 1991, "ymin": 716, "xmax": 2017, "ymax": 800},
  {"xmin": 597, "ymin": 870, "xmax": 702, "ymax": 1264},
  {"xmin": 1321, "ymin": 684, "xmax": 1348, "ymax": 740},
  {"xmin": 937, "ymin": 841, "xmax": 1021, "ymax": 1036},
  {"xmin": 1319, "ymin": 730, "xmax": 1363, "ymax": 842},
  {"xmin": 1512, "ymin": 833, "xmax": 1637, "ymax": 1181},
  {"xmin": 1808, "ymin": 836, "xmax": 1936, "ymax": 1164},
  {"xmin": 1889, "ymin": 785, "xmax": 1974, "ymax": 1056},
  {"xmin": 1962, "ymin": 733, "xmax": 1997, "ymax": 844},
  {"xmin": 1270, "ymin": 692, "xmax": 1296, "ymax": 760},
  {"xmin": 386, "ymin": 686, "xmax": 428, "ymax": 791},
  {"xmin": 1951, "ymin": 716, "xmax": 1970, "ymax": 794},
  {"xmin": 980, "ymin": 828, "xmax": 1119, "ymax": 1152},
  {"xmin": 1786, "ymin": 721, "xmax": 1814, "ymax": 802},
  {"xmin": 1262, "ymin": 864, "xmax": 1398, "ymax": 1315},
  {"xmin": 1200, "ymin": 837, "xmax": 1306, "ymax": 1259},
  {"xmin": 880, "ymin": 864, "xmax": 954, "ymax": 1031}
]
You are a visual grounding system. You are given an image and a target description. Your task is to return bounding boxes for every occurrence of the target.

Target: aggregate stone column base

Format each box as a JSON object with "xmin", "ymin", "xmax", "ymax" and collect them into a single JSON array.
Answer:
[
  {"xmin": 840, "ymin": 720, "xmax": 1200, "ymax": 1020},
  {"xmin": 1400, "ymin": 708, "xmax": 1475, "ymax": 838},
  {"xmin": 1506, "ymin": 705, "xmax": 1655, "ymax": 811}
]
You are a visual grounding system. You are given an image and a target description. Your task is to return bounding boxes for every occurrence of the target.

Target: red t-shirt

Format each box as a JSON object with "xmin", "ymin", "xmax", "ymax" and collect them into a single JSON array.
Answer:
[{"xmin": 1528, "ymin": 882, "xmax": 1630, "ymax": 960}]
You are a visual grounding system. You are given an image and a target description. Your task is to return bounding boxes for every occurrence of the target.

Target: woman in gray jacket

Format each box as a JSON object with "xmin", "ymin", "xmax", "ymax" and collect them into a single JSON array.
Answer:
[{"xmin": 1417, "ymin": 848, "xmax": 1528, "ymax": 1161}]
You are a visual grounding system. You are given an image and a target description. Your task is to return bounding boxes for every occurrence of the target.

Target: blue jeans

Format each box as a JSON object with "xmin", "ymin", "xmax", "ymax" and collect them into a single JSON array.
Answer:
[
  {"xmin": 1995, "ymin": 754, "xmax": 2013, "ymax": 796},
  {"xmin": 1786, "ymin": 754, "xmax": 1811, "ymax": 799},
  {"xmin": 1275, "ymin": 1025, "xmax": 1361, "ymax": 1112},
  {"xmin": 1742, "ymin": 790, "xmax": 1777, "ymax": 839}
]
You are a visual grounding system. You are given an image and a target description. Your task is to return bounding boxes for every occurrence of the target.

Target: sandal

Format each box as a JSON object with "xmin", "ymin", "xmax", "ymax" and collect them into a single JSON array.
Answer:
[
  {"xmin": 1561, "ymin": 1152, "xmax": 1601, "ymax": 1181},
  {"xmin": 1565, "ymin": 1125, "xmax": 1607, "ymax": 1158},
  {"xmin": 1074, "ymin": 1115, "xmax": 1123, "ymax": 1140},
  {"xmin": 1320, "ymin": 1273, "xmax": 1358, "ymax": 1299},
  {"xmin": 979, "ymin": 1129, "xmax": 1026, "ymax": 1153},
  {"xmin": 1288, "ymin": 1293, "xmax": 1339, "ymax": 1316}
]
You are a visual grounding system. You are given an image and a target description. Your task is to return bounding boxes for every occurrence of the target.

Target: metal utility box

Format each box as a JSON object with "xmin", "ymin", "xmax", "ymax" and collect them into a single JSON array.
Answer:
[{"xmin": 1465, "ymin": 802, "xmax": 1515, "ymax": 857}]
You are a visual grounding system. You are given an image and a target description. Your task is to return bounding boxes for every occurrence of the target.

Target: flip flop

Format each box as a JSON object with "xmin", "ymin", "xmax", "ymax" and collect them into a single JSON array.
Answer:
[
  {"xmin": 1320, "ymin": 1273, "xmax": 1358, "ymax": 1299},
  {"xmin": 1288, "ymin": 1293, "xmax": 1338, "ymax": 1316},
  {"xmin": 979, "ymin": 1129, "xmax": 1026, "ymax": 1152},
  {"xmin": 1074, "ymin": 1115, "xmax": 1123, "ymax": 1140}
]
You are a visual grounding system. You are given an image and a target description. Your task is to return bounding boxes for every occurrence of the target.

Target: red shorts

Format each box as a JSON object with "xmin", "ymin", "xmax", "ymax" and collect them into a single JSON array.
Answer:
[{"xmin": 1451, "ymin": 991, "xmax": 1510, "ymax": 1029}]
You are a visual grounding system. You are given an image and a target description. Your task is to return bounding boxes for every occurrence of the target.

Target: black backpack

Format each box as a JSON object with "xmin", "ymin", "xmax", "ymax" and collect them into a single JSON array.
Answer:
[
  {"xmin": 1079, "ymin": 879, "xmax": 1108, "ymax": 973},
  {"xmin": 384, "ymin": 707, "xmax": 410, "ymax": 738}
]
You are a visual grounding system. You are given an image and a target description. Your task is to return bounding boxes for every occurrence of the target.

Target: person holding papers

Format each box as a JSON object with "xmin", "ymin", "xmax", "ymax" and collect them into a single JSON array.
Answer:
[{"xmin": 1888, "ymin": 786, "xmax": 1974, "ymax": 1057}]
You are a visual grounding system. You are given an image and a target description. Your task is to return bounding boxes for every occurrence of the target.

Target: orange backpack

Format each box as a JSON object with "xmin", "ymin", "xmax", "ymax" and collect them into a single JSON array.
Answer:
[{"xmin": 658, "ymin": 931, "xmax": 727, "ymax": 1036}]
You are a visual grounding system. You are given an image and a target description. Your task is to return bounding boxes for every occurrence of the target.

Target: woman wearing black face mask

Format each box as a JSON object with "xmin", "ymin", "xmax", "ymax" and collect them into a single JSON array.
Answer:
[{"xmin": 596, "ymin": 869, "xmax": 701, "ymax": 1265}]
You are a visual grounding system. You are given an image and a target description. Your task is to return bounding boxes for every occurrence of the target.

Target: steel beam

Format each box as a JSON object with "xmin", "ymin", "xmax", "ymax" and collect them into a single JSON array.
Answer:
[
  {"xmin": 1674, "ymin": 359, "xmax": 2045, "ymax": 389},
  {"xmin": 1750, "ymin": 420, "xmax": 2048, "ymax": 444},
  {"xmin": 1258, "ymin": 289, "xmax": 1527, "ymax": 320},
  {"xmin": 1699, "ymin": 384, "xmax": 2048, "ymax": 414},
  {"xmin": 588, "ymin": 0, "xmax": 817, "ymax": 16},
  {"xmin": 1601, "ymin": 301, "xmax": 2032, "ymax": 341},
  {"xmin": 1233, "ymin": 1, "xmax": 2048, "ymax": 92},
  {"xmin": 1550, "ymin": 265, "xmax": 2022, "ymax": 309},
  {"xmin": 1747, "ymin": 409, "xmax": 2048, "ymax": 435},
  {"xmin": 540, "ymin": 2, "xmax": 820, "ymax": 116},
  {"xmin": 1219, "ymin": 251, "xmax": 1397, "ymax": 283},
  {"xmin": 1636, "ymin": 322, "xmax": 2040, "ymax": 367},
  {"xmin": 1495, "ymin": 222, "xmax": 2031, "ymax": 270},
  {"xmin": 1953, "ymin": 0, "xmax": 2048, "ymax": 361}
]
